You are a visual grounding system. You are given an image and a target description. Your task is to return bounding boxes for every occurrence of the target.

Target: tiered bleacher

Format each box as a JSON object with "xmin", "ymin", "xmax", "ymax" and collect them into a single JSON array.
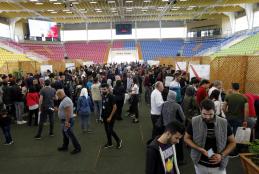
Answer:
[
  {"xmin": 212, "ymin": 33, "xmax": 259, "ymax": 57},
  {"xmin": 64, "ymin": 41, "xmax": 109, "ymax": 63}
]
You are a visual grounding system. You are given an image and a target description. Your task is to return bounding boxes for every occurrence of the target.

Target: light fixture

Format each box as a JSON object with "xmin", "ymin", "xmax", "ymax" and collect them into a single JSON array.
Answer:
[
  {"xmin": 53, "ymin": 2, "xmax": 62, "ymax": 4},
  {"xmin": 112, "ymin": 10, "xmax": 117, "ymax": 13},
  {"xmin": 96, "ymin": 10, "xmax": 102, "ymax": 12},
  {"xmin": 108, "ymin": 0, "xmax": 115, "ymax": 3},
  {"xmin": 30, "ymin": 0, "xmax": 38, "ymax": 2},
  {"xmin": 72, "ymin": 2, "xmax": 79, "ymax": 4},
  {"xmin": 162, "ymin": 0, "xmax": 169, "ymax": 2},
  {"xmin": 95, "ymin": 8, "xmax": 101, "ymax": 10},
  {"xmin": 66, "ymin": 11, "xmax": 73, "ymax": 13},
  {"xmin": 126, "ymin": 7, "xmax": 132, "ymax": 10},
  {"xmin": 125, "ymin": 0, "xmax": 133, "ymax": 3},
  {"xmin": 144, "ymin": 0, "xmax": 151, "ymax": 2},
  {"xmin": 158, "ymin": 6, "xmax": 164, "ymax": 9},
  {"xmin": 179, "ymin": 0, "xmax": 187, "ymax": 1},
  {"xmin": 141, "ymin": 9, "xmax": 147, "ymax": 12},
  {"xmin": 126, "ymin": 9, "xmax": 132, "ymax": 12},
  {"xmin": 90, "ymin": 1, "xmax": 97, "ymax": 3},
  {"xmin": 35, "ymin": 2, "xmax": 43, "ymax": 5},
  {"xmin": 171, "ymin": 8, "xmax": 178, "ymax": 11},
  {"xmin": 47, "ymin": 9, "xmax": 54, "ymax": 11},
  {"xmin": 49, "ymin": 0, "xmax": 57, "ymax": 2},
  {"xmin": 80, "ymin": 8, "xmax": 86, "ymax": 11},
  {"xmin": 51, "ymin": 11, "xmax": 58, "ymax": 13},
  {"xmin": 63, "ymin": 9, "xmax": 70, "ymax": 12}
]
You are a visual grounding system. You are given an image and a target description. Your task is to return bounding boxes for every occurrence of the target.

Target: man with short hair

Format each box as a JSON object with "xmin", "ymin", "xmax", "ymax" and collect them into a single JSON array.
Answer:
[
  {"xmin": 196, "ymin": 79, "xmax": 210, "ymax": 106},
  {"xmin": 35, "ymin": 79, "xmax": 56, "ymax": 139},
  {"xmin": 56, "ymin": 89, "xmax": 81, "ymax": 154},
  {"xmin": 184, "ymin": 99, "xmax": 236, "ymax": 174},
  {"xmin": 150, "ymin": 81, "xmax": 164, "ymax": 138},
  {"xmin": 101, "ymin": 83, "xmax": 122, "ymax": 149},
  {"xmin": 145, "ymin": 121, "xmax": 185, "ymax": 174}
]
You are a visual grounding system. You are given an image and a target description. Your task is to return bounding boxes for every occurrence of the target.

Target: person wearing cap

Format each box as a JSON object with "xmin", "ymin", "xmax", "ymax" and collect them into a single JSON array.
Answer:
[{"xmin": 34, "ymin": 79, "xmax": 56, "ymax": 140}]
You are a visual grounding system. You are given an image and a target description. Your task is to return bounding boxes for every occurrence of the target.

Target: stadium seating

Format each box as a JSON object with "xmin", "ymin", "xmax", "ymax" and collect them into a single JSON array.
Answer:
[
  {"xmin": 212, "ymin": 33, "xmax": 259, "ymax": 57},
  {"xmin": 0, "ymin": 47, "xmax": 31, "ymax": 67},
  {"xmin": 20, "ymin": 43, "xmax": 65, "ymax": 60},
  {"xmin": 140, "ymin": 40, "xmax": 183, "ymax": 61},
  {"xmin": 64, "ymin": 41, "xmax": 109, "ymax": 63}
]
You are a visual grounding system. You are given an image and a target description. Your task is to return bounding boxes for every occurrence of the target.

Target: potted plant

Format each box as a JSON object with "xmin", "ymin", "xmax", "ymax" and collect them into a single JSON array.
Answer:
[
  {"xmin": 240, "ymin": 140, "xmax": 259, "ymax": 174},
  {"xmin": 249, "ymin": 140, "xmax": 259, "ymax": 166}
]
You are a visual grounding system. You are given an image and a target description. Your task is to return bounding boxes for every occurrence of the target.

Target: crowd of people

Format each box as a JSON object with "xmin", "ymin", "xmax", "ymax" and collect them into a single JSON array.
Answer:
[{"xmin": 0, "ymin": 62, "xmax": 259, "ymax": 174}]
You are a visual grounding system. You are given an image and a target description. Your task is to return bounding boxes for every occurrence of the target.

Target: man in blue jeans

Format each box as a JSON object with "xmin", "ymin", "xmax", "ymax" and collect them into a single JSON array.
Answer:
[{"xmin": 56, "ymin": 89, "xmax": 81, "ymax": 154}]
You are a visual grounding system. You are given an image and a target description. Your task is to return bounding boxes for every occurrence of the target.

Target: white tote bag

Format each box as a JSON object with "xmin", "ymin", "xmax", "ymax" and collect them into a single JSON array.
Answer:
[{"xmin": 235, "ymin": 127, "xmax": 251, "ymax": 144}]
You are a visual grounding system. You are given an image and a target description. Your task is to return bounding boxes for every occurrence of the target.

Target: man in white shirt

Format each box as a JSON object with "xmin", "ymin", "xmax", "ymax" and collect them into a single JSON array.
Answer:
[{"xmin": 151, "ymin": 81, "xmax": 164, "ymax": 138}]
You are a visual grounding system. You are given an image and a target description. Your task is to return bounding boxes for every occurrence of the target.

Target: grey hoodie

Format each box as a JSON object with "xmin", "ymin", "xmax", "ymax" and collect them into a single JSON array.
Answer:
[{"xmin": 161, "ymin": 91, "xmax": 185, "ymax": 126}]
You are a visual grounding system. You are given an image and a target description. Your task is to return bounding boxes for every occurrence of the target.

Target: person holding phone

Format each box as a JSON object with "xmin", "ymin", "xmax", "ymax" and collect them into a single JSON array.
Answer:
[{"xmin": 184, "ymin": 99, "xmax": 236, "ymax": 174}]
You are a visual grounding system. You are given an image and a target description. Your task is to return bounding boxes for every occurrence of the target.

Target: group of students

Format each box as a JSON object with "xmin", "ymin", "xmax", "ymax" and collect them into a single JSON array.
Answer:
[
  {"xmin": 0, "ymin": 62, "xmax": 259, "ymax": 174},
  {"xmin": 146, "ymin": 69, "xmax": 259, "ymax": 174}
]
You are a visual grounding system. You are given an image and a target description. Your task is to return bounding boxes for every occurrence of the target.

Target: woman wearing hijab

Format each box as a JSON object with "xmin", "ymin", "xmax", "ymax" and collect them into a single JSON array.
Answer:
[{"xmin": 77, "ymin": 88, "xmax": 93, "ymax": 133}]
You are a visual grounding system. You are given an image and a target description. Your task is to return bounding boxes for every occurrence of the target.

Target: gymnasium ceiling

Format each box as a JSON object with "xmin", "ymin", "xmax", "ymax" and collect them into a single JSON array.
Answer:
[{"xmin": 0, "ymin": 0, "xmax": 258, "ymax": 23}]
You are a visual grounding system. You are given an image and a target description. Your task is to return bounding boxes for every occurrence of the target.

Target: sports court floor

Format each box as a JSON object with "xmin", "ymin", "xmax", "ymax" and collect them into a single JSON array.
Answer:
[{"xmin": 0, "ymin": 100, "xmax": 244, "ymax": 174}]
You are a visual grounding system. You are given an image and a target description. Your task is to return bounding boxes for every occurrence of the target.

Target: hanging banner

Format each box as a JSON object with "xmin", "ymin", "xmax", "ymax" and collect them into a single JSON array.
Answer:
[
  {"xmin": 189, "ymin": 64, "xmax": 210, "ymax": 80},
  {"xmin": 147, "ymin": 60, "xmax": 160, "ymax": 66},
  {"xmin": 175, "ymin": 62, "xmax": 187, "ymax": 71},
  {"xmin": 65, "ymin": 63, "xmax": 75, "ymax": 71},
  {"xmin": 40, "ymin": 65, "xmax": 52, "ymax": 75}
]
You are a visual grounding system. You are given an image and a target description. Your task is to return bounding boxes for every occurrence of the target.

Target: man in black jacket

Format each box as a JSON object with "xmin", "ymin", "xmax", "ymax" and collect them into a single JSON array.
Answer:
[{"xmin": 146, "ymin": 121, "xmax": 185, "ymax": 174}]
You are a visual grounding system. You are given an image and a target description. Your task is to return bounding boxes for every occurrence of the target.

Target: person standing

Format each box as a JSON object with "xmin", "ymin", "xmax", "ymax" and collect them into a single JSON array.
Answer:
[
  {"xmin": 56, "ymin": 89, "xmax": 81, "ymax": 154},
  {"xmin": 196, "ymin": 79, "xmax": 210, "ymax": 106},
  {"xmin": 150, "ymin": 81, "xmax": 164, "ymax": 138},
  {"xmin": 34, "ymin": 80, "xmax": 56, "ymax": 139},
  {"xmin": 113, "ymin": 80, "xmax": 126, "ymax": 121},
  {"xmin": 77, "ymin": 88, "xmax": 93, "ymax": 133},
  {"xmin": 129, "ymin": 77, "xmax": 140, "ymax": 123},
  {"xmin": 101, "ymin": 83, "xmax": 122, "ymax": 149},
  {"xmin": 91, "ymin": 77, "xmax": 103, "ymax": 123},
  {"xmin": 146, "ymin": 121, "xmax": 185, "ymax": 174},
  {"xmin": 161, "ymin": 91, "xmax": 186, "ymax": 165},
  {"xmin": 169, "ymin": 72, "xmax": 182, "ymax": 104},
  {"xmin": 26, "ymin": 86, "xmax": 39, "ymax": 126},
  {"xmin": 184, "ymin": 99, "xmax": 236, "ymax": 174}
]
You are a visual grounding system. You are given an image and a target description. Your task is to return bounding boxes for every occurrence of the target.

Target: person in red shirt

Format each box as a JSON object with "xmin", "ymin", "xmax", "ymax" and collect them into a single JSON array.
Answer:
[
  {"xmin": 26, "ymin": 86, "xmax": 40, "ymax": 126},
  {"xmin": 243, "ymin": 93, "xmax": 259, "ymax": 129},
  {"xmin": 196, "ymin": 79, "xmax": 210, "ymax": 106}
]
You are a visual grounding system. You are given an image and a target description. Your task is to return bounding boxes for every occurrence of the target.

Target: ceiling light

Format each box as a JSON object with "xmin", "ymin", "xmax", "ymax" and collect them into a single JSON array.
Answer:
[
  {"xmin": 125, "ymin": 0, "xmax": 133, "ymax": 3},
  {"xmin": 112, "ymin": 10, "xmax": 117, "ymax": 13},
  {"xmin": 126, "ymin": 9, "xmax": 132, "ymax": 12},
  {"xmin": 66, "ymin": 11, "xmax": 73, "ymax": 13},
  {"xmin": 126, "ymin": 7, "xmax": 132, "ymax": 10},
  {"xmin": 171, "ymin": 8, "xmax": 178, "ymax": 11},
  {"xmin": 63, "ymin": 9, "xmax": 70, "ymax": 12},
  {"xmin": 51, "ymin": 11, "xmax": 58, "ymax": 13},
  {"xmin": 108, "ymin": 0, "xmax": 115, "ymax": 3},
  {"xmin": 30, "ymin": 0, "xmax": 38, "ymax": 2},
  {"xmin": 189, "ymin": 6, "xmax": 196, "ymax": 8},
  {"xmin": 95, "ymin": 8, "xmax": 101, "ymax": 10},
  {"xmin": 47, "ymin": 9, "xmax": 54, "ymax": 11},
  {"xmin": 53, "ymin": 2, "xmax": 62, "ymax": 4},
  {"xmin": 158, "ymin": 6, "xmax": 164, "ymax": 9},
  {"xmin": 35, "ymin": 2, "xmax": 43, "ymax": 5},
  {"xmin": 80, "ymin": 8, "xmax": 86, "ymax": 11},
  {"xmin": 179, "ymin": 0, "xmax": 187, "ymax": 1},
  {"xmin": 90, "ymin": 1, "xmax": 97, "ymax": 3},
  {"xmin": 96, "ymin": 11, "xmax": 102, "ymax": 13},
  {"xmin": 69, "ymin": 0, "xmax": 77, "ymax": 1},
  {"xmin": 72, "ymin": 2, "xmax": 79, "ymax": 4},
  {"xmin": 173, "ymin": 6, "xmax": 180, "ymax": 9},
  {"xmin": 162, "ymin": 0, "xmax": 169, "ymax": 1},
  {"xmin": 141, "ymin": 9, "xmax": 147, "ymax": 12},
  {"xmin": 144, "ymin": 0, "xmax": 151, "ymax": 2},
  {"xmin": 81, "ymin": 11, "xmax": 87, "ymax": 13},
  {"xmin": 49, "ymin": 0, "xmax": 57, "ymax": 2}
]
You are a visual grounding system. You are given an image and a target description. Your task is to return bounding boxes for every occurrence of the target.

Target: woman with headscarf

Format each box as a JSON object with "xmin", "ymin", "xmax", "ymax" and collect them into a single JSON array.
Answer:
[{"xmin": 77, "ymin": 88, "xmax": 93, "ymax": 133}]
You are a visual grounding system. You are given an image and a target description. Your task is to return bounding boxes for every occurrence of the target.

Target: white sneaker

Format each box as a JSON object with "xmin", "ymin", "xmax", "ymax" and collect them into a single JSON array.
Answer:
[{"xmin": 17, "ymin": 121, "xmax": 23, "ymax": 125}]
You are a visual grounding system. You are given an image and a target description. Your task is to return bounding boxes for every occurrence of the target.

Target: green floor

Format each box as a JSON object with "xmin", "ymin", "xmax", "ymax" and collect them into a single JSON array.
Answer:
[{"xmin": 0, "ymin": 101, "xmax": 244, "ymax": 174}]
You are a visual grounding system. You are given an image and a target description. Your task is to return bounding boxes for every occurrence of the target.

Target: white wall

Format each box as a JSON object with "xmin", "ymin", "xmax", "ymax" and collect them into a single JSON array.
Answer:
[
  {"xmin": 0, "ymin": 23, "xmax": 10, "ymax": 38},
  {"xmin": 253, "ymin": 11, "xmax": 259, "ymax": 27},
  {"xmin": 235, "ymin": 16, "xmax": 248, "ymax": 32},
  {"xmin": 61, "ymin": 27, "xmax": 187, "ymax": 41}
]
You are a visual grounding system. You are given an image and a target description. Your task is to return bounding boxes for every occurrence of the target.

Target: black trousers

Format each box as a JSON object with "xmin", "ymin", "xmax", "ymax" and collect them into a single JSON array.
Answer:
[
  {"xmin": 61, "ymin": 119, "xmax": 81, "ymax": 150},
  {"xmin": 115, "ymin": 101, "xmax": 124, "ymax": 119},
  {"xmin": 28, "ymin": 108, "xmax": 39, "ymax": 126},
  {"xmin": 103, "ymin": 120, "xmax": 120, "ymax": 145},
  {"xmin": 151, "ymin": 114, "xmax": 163, "ymax": 138},
  {"xmin": 129, "ymin": 95, "xmax": 139, "ymax": 119},
  {"xmin": 175, "ymin": 138, "xmax": 184, "ymax": 162},
  {"xmin": 36, "ymin": 109, "xmax": 54, "ymax": 136}
]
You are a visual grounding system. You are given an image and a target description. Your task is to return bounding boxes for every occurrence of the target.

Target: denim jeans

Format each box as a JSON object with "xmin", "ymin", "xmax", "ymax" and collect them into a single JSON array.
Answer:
[
  {"xmin": 78, "ymin": 112, "xmax": 90, "ymax": 130},
  {"xmin": 94, "ymin": 100, "xmax": 102, "ymax": 120},
  {"xmin": 14, "ymin": 102, "xmax": 24, "ymax": 121},
  {"xmin": 36, "ymin": 109, "xmax": 54, "ymax": 136},
  {"xmin": 61, "ymin": 118, "xmax": 81, "ymax": 150},
  {"xmin": 228, "ymin": 118, "xmax": 242, "ymax": 135},
  {"xmin": 1, "ymin": 125, "xmax": 12, "ymax": 143}
]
